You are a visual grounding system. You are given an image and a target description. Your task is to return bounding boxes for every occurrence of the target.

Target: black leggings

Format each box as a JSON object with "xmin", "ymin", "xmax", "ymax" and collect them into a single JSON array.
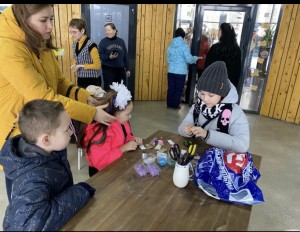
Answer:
[
  {"xmin": 102, "ymin": 65, "xmax": 126, "ymax": 91},
  {"xmin": 89, "ymin": 166, "xmax": 99, "ymax": 177},
  {"xmin": 77, "ymin": 76, "xmax": 102, "ymax": 89}
]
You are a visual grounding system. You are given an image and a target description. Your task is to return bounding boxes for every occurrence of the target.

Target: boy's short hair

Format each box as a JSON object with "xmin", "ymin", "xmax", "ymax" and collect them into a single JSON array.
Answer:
[
  {"xmin": 18, "ymin": 99, "xmax": 66, "ymax": 144},
  {"xmin": 68, "ymin": 18, "xmax": 87, "ymax": 32}
]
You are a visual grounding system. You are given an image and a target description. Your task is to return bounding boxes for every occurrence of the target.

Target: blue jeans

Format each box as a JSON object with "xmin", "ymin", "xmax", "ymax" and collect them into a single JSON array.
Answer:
[{"xmin": 167, "ymin": 73, "xmax": 186, "ymax": 108}]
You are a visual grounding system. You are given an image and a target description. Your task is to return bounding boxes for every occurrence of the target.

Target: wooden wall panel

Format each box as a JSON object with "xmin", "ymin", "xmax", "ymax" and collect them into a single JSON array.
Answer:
[
  {"xmin": 260, "ymin": 4, "xmax": 300, "ymax": 124},
  {"xmin": 158, "ymin": 5, "xmax": 168, "ymax": 100},
  {"xmin": 135, "ymin": 4, "xmax": 142, "ymax": 100},
  {"xmin": 142, "ymin": 4, "xmax": 152, "ymax": 100},
  {"xmin": 134, "ymin": 4, "xmax": 176, "ymax": 101},
  {"xmin": 53, "ymin": 4, "xmax": 81, "ymax": 84},
  {"xmin": 163, "ymin": 5, "xmax": 176, "ymax": 100}
]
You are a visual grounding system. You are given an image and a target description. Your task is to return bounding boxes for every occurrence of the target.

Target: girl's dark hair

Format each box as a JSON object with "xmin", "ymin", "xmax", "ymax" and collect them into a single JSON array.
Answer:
[
  {"xmin": 79, "ymin": 90, "xmax": 132, "ymax": 154},
  {"xmin": 217, "ymin": 23, "xmax": 240, "ymax": 64},
  {"xmin": 175, "ymin": 28, "xmax": 186, "ymax": 38},
  {"xmin": 12, "ymin": 4, "xmax": 57, "ymax": 58},
  {"xmin": 104, "ymin": 22, "xmax": 118, "ymax": 36}
]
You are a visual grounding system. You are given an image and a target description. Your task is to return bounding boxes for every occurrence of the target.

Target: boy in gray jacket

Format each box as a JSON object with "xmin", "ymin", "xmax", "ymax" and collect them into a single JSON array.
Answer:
[{"xmin": 178, "ymin": 61, "xmax": 249, "ymax": 152}]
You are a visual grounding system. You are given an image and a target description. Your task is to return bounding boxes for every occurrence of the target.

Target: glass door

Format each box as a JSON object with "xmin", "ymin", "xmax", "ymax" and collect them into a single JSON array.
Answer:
[
  {"xmin": 202, "ymin": 10, "xmax": 246, "ymax": 47},
  {"xmin": 175, "ymin": 4, "xmax": 197, "ymax": 104},
  {"xmin": 239, "ymin": 4, "xmax": 282, "ymax": 113},
  {"xmin": 183, "ymin": 4, "xmax": 253, "ymax": 105}
]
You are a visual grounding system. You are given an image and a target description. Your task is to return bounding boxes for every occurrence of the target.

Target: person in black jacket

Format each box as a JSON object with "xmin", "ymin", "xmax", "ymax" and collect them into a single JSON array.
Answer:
[
  {"xmin": 98, "ymin": 22, "xmax": 130, "ymax": 91},
  {"xmin": 0, "ymin": 99, "xmax": 95, "ymax": 231},
  {"xmin": 204, "ymin": 23, "xmax": 242, "ymax": 89}
]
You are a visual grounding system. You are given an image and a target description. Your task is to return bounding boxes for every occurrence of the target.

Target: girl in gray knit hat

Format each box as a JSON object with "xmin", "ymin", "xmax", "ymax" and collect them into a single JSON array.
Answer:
[{"xmin": 178, "ymin": 61, "xmax": 249, "ymax": 152}]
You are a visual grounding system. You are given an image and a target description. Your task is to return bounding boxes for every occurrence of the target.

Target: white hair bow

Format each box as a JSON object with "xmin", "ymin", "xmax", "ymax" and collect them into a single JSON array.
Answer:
[{"xmin": 110, "ymin": 81, "xmax": 132, "ymax": 110}]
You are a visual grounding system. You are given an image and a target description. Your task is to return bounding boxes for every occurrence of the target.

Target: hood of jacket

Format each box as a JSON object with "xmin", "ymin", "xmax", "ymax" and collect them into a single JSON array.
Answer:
[
  {"xmin": 169, "ymin": 36, "xmax": 186, "ymax": 48},
  {"xmin": 221, "ymin": 82, "xmax": 238, "ymax": 104},
  {"xmin": 0, "ymin": 135, "xmax": 64, "ymax": 180},
  {"xmin": 0, "ymin": 6, "xmax": 26, "ymax": 43}
]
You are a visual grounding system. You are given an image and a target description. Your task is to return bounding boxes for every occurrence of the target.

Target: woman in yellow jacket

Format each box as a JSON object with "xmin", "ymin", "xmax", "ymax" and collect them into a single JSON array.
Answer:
[{"xmin": 0, "ymin": 6, "xmax": 115, "ymax": 158}]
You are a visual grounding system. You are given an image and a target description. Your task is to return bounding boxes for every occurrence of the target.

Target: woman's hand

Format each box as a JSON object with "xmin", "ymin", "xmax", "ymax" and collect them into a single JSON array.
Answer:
[
  {"xmin": 109, "ymin": 52, "xmax": 118, "ymax": 60},
  {"xmin": 87, "ymin": 96, "xmax": 103, "ymax": 106},
  {"xmin": 70, "ymin": 64, "xmax": 83, "ymax": 72},
  {"xmin": 121, "ymin": 140, "xmax": 138, "ymax": 153},
  {"xmin": 93, "ymin": 103, "xmax": 116, "ymax": 126}
]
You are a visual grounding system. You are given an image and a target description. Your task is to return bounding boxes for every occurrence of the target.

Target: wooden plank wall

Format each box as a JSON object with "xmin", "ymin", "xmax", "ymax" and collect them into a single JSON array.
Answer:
[
  {"xmin": 261, "ymin": 4, "xmax": 300, "ymax": 124},
  {"xmin": 135, "ymin": 4, "xmax": 176, "ymax": 100},
  {"xmin": 53, "ymin": 4, "xmax": 81, "ymax": 84}
]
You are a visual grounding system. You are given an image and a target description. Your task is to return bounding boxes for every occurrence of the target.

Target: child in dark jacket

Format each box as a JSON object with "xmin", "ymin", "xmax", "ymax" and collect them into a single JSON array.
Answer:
[{"xmin": 0, "ymin": 99, "xmax": 95, "ymax": 231}]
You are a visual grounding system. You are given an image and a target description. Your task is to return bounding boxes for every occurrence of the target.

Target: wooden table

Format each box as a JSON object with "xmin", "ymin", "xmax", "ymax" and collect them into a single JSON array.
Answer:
[{"xmin": 61, "ymin": 130, "xmax": 261, "ymax": 231}]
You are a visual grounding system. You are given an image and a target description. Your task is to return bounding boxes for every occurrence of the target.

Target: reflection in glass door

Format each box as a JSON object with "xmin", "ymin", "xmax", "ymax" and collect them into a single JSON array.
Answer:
[
  {"xmin": 175, "ymin": 4, "xmax": 283, "ymax": 113},
  {"xmin": 239, "ymin": 4, "xmax": 282, "ymax": 112},
  {"xmin": 175, "ymin": 4, "xmax": 196, "ymax": 104},
  {"xmin": 202, "ymin": 10, "xmax": 245, "ymax": 47},
  {"xmin": 185, "ymin": 5, "xmax": 251, "ymax": 105}
]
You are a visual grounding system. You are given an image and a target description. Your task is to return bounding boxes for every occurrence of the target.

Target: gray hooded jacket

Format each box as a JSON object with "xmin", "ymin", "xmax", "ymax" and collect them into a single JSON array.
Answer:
[{"xmin": 178, "ymin": 83, "xmax": 249, "ymax": 152}]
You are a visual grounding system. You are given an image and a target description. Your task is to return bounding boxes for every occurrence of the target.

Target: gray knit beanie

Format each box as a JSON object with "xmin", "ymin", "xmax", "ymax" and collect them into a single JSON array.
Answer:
[{"xmin": 197, "ymin": 61, "xmax": 230, "ymax": 97}]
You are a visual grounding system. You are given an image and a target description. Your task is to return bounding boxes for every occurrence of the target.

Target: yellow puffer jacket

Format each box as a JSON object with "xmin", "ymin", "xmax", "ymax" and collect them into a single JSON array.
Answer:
[{"xmin": 0, "ymin": 6, "xmax": 96, "ymax": 149}]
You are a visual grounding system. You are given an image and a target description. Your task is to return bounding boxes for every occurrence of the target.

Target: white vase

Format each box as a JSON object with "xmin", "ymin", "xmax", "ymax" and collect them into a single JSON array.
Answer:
[{"xmin": 173, "ymin": 162, "xmax": 193, "ymax": 188}]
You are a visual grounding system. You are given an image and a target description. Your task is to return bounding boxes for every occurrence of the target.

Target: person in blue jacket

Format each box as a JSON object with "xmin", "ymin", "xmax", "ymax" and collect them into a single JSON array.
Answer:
[
  {"xmin": 0, "ymin": 99, "xmax": 96, "ymax": 231},
  {"xmin": 167, "ymin": 27, "xmax": 199, "ymax": 110}
]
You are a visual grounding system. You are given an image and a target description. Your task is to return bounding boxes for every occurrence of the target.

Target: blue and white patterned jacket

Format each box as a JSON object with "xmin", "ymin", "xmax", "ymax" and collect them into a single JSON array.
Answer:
[
  {"xmin": 0, "ymin": 135, "xmax": 92, "ymax": 231},
  {"xmin": 167, "ymin": 36, "xmax": 198, "ymax": 75}
]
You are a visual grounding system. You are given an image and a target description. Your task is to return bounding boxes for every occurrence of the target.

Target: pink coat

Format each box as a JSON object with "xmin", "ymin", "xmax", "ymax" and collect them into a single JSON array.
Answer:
[{"xmin": 83, "ymin": 120, "xmax": 135, "ymax": 171}]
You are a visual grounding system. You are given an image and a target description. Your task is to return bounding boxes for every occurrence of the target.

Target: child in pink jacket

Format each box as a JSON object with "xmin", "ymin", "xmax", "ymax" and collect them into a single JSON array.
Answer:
[{"xmin": 81, "ymin": 82, "xmax": 143, "ymax": 177}]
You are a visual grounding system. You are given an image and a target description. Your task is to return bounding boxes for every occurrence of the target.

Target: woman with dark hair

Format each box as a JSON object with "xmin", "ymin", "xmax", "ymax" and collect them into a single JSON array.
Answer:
[
  {"xmin": 98, "ymin": 22, "xmax": 130, "ymax": 91},
  {"xmin": 166, "ymin": 27, "xmax": 199, "ymax": 110},
  {"xmin": 204, "ymin": 23, "xmax": 242, "ymax": 89}
]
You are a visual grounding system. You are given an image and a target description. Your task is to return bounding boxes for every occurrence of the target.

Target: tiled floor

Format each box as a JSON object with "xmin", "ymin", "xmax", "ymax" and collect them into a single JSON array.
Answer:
[{"xmin": 1, "ymin": 101, "xmax": 300, "ymax": 231}]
